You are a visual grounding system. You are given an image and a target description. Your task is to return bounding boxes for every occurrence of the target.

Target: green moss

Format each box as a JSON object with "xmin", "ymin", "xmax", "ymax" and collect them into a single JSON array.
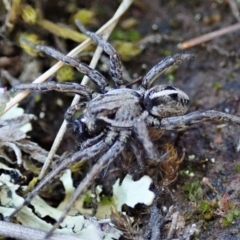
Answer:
[
  {"xmin": 56, "ymin": 65, "xmax": 75, "ymax": 82},
  {"xmin": 21, "ymin": 4, "xmax": 38, "ymax": 24},
  {"xmin": 199, "ymin": 201, "xmax": 211, "ymax": 213},
  {"xmin": 83, "ymin": 193, "xmax": 92, "ymax": 205},
  {"xmin": 100, "ymin": 195, "xmax": 114, "ymax": 205},
  {"xmin": 221, "ymin": 207, "xmax": 240, "ymax": 227},
  {"xmin": 166, "ymin": 73, "xmax": 175, "ymax": 82},
  {"xmin": 72, "ymin": 9, "xmax": 95, "ymax": 25},
  {"xmin": 233, "ymin": 209, "xmax": 240, "ymax": 217},
  {"xmin": 19, "ymin": 33, "xmax": 43, "ymax": 56},
  {"xmin": 159, "ymin": 49, "xmax": 172, "ymax": 57},
  {"xmin": 235, "ymin": 164, "xmax": 240, "ymax": 173},
  {"xmin": 111, "ymin": 29, "xmax": 141, "ymax": 42},
  {"xmin": 198, "ymin": 200, "xmax": 215, "ymax": 220},
  {"xmin": 114, "ymin": 41, "xmax": 141, "ymax": 61},
  {"xmin": 226, "ymin": 212, "xmax": 234, "ymax": 222},
  {"xmin": 213, "ymin": 82, "xmax": 221, "ymax": 91},
  {"xmin": 34, "ymin": 94, "xmax": 41, "ymax": 103},
  {"xmin": 183, "ymin": 180, "xmax": 203, "ymax": 202},
  {"xmin": 25, "ymin": 177, "xmax": 39, "ymax": 195}
]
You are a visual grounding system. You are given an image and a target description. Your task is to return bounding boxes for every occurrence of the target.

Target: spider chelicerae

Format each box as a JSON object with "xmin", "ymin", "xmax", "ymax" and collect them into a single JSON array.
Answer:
[{"xmin": 7, "ymin": 20, "xmax": 240, "ymax": 238}]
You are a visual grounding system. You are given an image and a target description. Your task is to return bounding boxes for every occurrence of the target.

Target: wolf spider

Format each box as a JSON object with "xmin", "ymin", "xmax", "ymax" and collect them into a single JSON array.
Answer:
[{"xmin": 7, "ymin": 20, "xmax": 240, "ymax": 238}]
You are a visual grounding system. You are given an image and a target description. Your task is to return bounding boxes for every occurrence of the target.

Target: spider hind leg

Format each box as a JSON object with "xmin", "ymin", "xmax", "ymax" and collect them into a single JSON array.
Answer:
[
  {"xmin": 44, "ymin": 129, "xmax": 130, "ymax": 238},
  {"xmin": 5, "ymin": 130, "xmax": 119, "ymax": 222}
]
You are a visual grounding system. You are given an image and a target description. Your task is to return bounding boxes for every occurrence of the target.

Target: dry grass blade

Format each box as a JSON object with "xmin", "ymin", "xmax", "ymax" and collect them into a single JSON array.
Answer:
[{"xmin": 178, "ymin": 22, "xmax": 240, "ymax": 49}]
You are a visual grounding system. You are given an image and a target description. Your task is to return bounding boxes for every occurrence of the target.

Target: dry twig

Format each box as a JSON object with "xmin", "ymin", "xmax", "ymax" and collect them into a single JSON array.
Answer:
[
  {"xmin": 0, "ymin": 221, "xmax": 83, "ymax": 240},
  {"xmin": 178, "ymin": 22, "xmax": 240, "ymax": 49}
]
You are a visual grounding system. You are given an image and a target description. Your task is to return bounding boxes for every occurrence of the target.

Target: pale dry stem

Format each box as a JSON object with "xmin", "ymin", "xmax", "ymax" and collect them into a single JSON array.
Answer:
[
  {"xmin": 178, "ymin": 22, "xmax": 240, "ymax": 49},
  {"xmin": 0, "ymin": 220, "xmax": 83, "ymax": 240}
]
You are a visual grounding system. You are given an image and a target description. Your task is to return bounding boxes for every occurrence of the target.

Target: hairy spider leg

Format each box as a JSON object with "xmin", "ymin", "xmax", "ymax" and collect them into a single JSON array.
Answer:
[
  {"xmin": 5, "ymin": 131, "xmax": 118, "ymax": 221},
  {"xmin": 14, "ymin": 82, "xmax": 95, "ymax": 100},
  {"xmin": 64, "ymin": 102, "xmax": 86, "ymax": 122},
  {"xmin": 75, "ymin": 20, "xmax": 124, "ymax": 86},
  {"xmin": 80, "ymin": 131, "xmax": 106, "ymax": 149},
  {"xmin": 141, "ymin": 54, "xmax": 194, "ymax": 89},
  {"xmin": 64, "ymin": 102, "xmax": 88, "ymax": 140},
  {"xmin": 98, "ymin": 115, "xmax": 134, "ymax": 128},
  {"xmin": 85, "ymin": 112, "xmax": 161, "ymax": 162},
  {"xmin": 128, "ymin": 139, "xmax": 146, "ymax": 171},
  {"xmin": 21, "ymin": 38, "xmax": 109, "ymax": 93},
  {"xmin": 44, "ymin": 129, "xmax": 131, "ymax": 239},
  {"xmin": 133, "ymin": 118, "xmax": 160, "ymax": 161},
  {"xmin": 146, "ymin": 110, "xmax": 240, "ymax": 130},
  {"xmin": 96, "ymin": 114, "xmax": 161, "ymax": 162}
]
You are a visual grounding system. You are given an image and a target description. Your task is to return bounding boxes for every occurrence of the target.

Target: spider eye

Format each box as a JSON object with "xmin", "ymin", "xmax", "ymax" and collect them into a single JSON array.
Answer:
[
  {"xmin": 169, "ymin": 93, "xmax": 178, "ymax": 101},
  {"xmin": 164, "ymin": 86, "xmax": 176, "ymax": 91},
  {"xmin": 144, "ymin": 85, "xmax": 189, "ymax": 118},
  {"xmin": 72, "ymin": 119, "xmax": 87, "ymax": 135}
]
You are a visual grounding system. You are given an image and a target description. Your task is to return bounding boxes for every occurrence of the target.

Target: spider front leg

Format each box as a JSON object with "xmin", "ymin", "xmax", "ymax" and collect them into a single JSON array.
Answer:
[
  {"xmin": 80, "ymin": 131, "xmax": 105, "ymax": 149},
  {"xmin": 141, "ymin": 54, "xmax": 194, "ymax": 89},
  {"xmin": 21, "ymin": 38, "xmax": 109, "ymax": 93},
  {"xmin": 44, "ymin": 129, "xmax": 131, "ymax": 239},
  {"xmin": 146, "ymin": 110, "xmax": 240, "ymax": 130},
  {"xmin": 64, "ymin": 102, "xmax": 91, "ymax": 144},
  {"xmin": 75, "ymin": 20, "xmax": 125, "ymax": 86},
  {"xmin": 13, "ymin": 82, "xmax": 96, "ymax": 100},
  {"xmin": 64, "ymin": 102, "xmax": 86, "ymax": 123}
]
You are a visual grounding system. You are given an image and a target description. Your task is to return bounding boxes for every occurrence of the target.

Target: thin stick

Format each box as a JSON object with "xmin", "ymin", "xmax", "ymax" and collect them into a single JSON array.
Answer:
[
  {"xmin": 178, "ymin": 22, "xmax": 240, "ymax": 50},
  {"xmin": 38, "ymin": 0, "xmax": 134, "ymax": 179},
  {"xmin": 0, "ymin": 221, "xmax": 83, "ymax": 240}
]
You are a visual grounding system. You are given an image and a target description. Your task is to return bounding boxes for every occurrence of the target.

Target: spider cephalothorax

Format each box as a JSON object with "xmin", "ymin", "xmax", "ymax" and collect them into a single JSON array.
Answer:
[
  {"xmin": 8, "ymin": 20, "xmax": 240, "ymax": 238},
  {"xmin": 72, "ymin": 85, "xmax": 190, "ymax": 139}
]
